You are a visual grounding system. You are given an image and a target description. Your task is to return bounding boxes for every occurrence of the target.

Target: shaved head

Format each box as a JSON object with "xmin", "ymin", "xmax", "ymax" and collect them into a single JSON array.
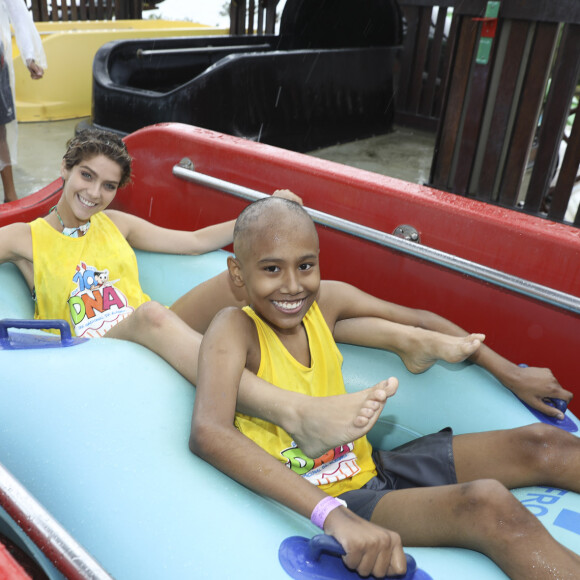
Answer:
[{"xmin": 233, "ymin": 197, "xmax": 317, "ymax": 261}]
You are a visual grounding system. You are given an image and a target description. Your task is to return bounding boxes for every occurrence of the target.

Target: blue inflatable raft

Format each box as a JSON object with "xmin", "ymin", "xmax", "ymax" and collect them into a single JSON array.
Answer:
[{"xmin": 1, "ymin": 248, "xmax": 580, "ymax": 580}]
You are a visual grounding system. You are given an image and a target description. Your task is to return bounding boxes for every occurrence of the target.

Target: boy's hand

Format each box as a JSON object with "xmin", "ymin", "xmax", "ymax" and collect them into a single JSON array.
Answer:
[
  {"xmin": 506, "ymin": 365, "xmax": 573, "ymax": 420},
  {"xmin": 271, "ymin": 189, "xmax": 303, "ymax": 206},
  {"xmin": 323, "ymin": 506, "xmax": 407, "ymax": 577}
]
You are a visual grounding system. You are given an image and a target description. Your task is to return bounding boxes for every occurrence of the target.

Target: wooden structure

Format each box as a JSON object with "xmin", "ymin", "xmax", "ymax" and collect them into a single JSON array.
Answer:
[
  {"xmin": 398, "ymin": 0, "xmax": 580, "ymax": 225},
  {"xmin": 234, "ymin": 0, "xmax": 580, "ymax": 227},
  {"xmin": 229, "ymin": 0, "xmax": 279, "ymax": 35},
  {"xmin": 25, "ymin": 0, "xmax": 150, "ymax": 21}
]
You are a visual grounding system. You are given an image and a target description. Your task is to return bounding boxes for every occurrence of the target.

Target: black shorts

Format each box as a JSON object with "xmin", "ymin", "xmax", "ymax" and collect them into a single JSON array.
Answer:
[
  {"xmin": 0, "ymin": 43, "xmax": 15, "ymax": 126},
  {"xmin": 338, "ymin": 428, "xmax": 457, "ymax": 520}
]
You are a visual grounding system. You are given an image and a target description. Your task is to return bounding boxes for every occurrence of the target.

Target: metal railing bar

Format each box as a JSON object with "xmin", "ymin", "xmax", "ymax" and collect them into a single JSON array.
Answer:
[
  {"xmin": 0, "ymin": 461, "xmax": 113, "ymax": 580},
  {"xmin": 136, "ymin": 44, "xmax": 271, "ymax": 58},
  {"xmin": 172, "ymin": 162, "xmax": 580, "ymax": 314}
]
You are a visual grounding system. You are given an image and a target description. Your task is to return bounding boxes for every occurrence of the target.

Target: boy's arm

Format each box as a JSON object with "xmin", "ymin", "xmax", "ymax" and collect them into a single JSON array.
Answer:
[
  {"xmin": 322, "ymin": 280, "xmax": 572, "ymax": 418},
  {"xmin": 189, "ymin": 307, "xmax": 406, "ymax": 578}
]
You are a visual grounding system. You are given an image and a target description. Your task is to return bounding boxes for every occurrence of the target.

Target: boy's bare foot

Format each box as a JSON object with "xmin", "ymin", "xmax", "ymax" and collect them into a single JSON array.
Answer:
[
  {"xmin": 399, "ymin": 332, "xmax": 485, "ymax": 374},
  {"xmin": 288, "ymin": 378, "xmax": 398, "ymax": 459}
]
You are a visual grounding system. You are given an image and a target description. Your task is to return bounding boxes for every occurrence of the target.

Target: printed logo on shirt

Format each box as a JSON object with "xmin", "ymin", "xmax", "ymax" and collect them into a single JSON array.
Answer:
[
  {"xmin": 280, "ymin": 442, "xmax": 361, "ymax": 486},
  {"xmin": 68, "ymin": 262, "xmax": 134, "ymax": 337}
]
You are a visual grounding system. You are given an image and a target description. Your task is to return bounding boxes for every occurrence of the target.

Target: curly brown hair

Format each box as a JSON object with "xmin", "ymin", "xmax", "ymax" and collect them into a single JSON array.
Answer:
[{"xmin": 63, "ymin": 129, "xmax": 133, "ymax": 188}]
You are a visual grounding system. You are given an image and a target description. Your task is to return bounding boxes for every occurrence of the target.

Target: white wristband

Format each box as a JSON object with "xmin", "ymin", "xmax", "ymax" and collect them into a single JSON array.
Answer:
[{"xmin": 310, "ymin": 496, "xmax": 347, "ymax": 529}]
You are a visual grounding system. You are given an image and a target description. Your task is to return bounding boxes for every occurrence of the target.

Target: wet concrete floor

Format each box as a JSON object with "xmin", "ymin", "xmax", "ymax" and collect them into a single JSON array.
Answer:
[{"xmin": 7, "ymin": 119, "xmax": 436, "ymax": 201}]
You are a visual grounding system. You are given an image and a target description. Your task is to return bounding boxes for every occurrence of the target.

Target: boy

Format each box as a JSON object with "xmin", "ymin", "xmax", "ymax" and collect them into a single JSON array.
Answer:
[{"xmin": 190, "ymin": 197, "xmax": 580, "ymax": 579}]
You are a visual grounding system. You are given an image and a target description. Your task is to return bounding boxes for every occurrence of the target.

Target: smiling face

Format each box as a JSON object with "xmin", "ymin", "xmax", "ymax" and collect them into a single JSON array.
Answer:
[
  {"xmin": 229, "ymin": 199, "xmax": 320, "ymax": 336},
  {"xmin": 58, "ymin": 154, "xmax": 123, "ymax": 227}
]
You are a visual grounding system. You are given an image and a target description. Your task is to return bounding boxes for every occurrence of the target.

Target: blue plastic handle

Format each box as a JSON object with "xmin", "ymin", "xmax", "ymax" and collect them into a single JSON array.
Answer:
[
  {"xmin": 308, "ymin": 535, "xmax": 418, "ymax": 579},
  {"xmin": 0, "ymin": 318, "xmax": 72, "ymax": 339},
  {"xmin": 549, "ymin": 398, "xmax": 568, "ymax": 414},
  {"xmin": 0, "ymin": 318, "xmax": 77, "ymax": 348},
  {"xmin": 279, "ymin": 534, "xmax": 433, "ymax": 580}
]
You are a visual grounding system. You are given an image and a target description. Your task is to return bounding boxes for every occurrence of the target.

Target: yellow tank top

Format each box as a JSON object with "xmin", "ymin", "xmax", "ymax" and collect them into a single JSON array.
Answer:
[
  {"xmin": 30, "ymin": 212, "xmax": 151, "ymax": 337},
  {"xmin": 236, "ymin": 303, "xmax": 376, "ymax": 496}
]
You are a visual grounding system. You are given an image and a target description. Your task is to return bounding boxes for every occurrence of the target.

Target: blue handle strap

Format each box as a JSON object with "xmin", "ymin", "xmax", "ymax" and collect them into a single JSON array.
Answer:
[
  {"xmin": 309, "ymin": 535, "xmax": 418, "ymax": 579},
  {"xmin": 0, "ymin": 319, "xmax": 86, "ymax": 350},
  {"xmin": 279, "ymin": 534, "xmax": 432, "ymax": 579}
]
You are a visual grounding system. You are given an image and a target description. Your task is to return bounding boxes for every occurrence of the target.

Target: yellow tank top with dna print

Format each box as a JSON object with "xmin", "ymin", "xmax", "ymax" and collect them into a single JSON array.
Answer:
[{"xmin": 30, "ymin": 212, "xmax": 151, "ymax": 337}]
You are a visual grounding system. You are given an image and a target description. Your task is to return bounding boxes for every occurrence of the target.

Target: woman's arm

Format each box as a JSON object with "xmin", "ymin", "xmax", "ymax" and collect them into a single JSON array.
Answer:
[
  {"xmin": 106, "ymin": 210, "xmax": 235, "ymax": 255},
  {"xmin": 106, "ymin": 189, "xmax": 303, "ymax": 255},
  {"xmin": 0, "ymin": 222, "xmax": 33, "ymax": 264},
  {"xmin": 0, "ymin": 223, "xmax": 34, "ymax": 288}
]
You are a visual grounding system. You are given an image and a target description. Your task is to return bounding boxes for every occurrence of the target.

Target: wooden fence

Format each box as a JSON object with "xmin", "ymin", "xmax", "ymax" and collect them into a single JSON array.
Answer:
[
  {"xmin": 229, "ymin": 0, "xmax": 279, "ymax": 35},
  {"xmin": 416, "ymin": 0, "xmax": 580, "ymax": 225},
  {"xmin": 25, "ymin": 0, "xmax": 148, "ymax": 21},
  {"xmin": 232, "ymin": 0, "xmax": 580, "ymax": 226}
]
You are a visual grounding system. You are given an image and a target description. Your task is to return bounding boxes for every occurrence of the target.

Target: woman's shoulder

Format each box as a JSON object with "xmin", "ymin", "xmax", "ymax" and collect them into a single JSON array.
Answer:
[
  {"xmin": 0, "ymin": 221, "xmax": 33, "ymax": 263},
  {"xmin": 99, "ymin": 209, "xmax": 132, "ymax": 236},
  {"xmin": 1, "ymin": 221, "xmax": 33, "ymax": 238},
  {"xmin": 102, "ymin": 209, "xmax": 141, "ymax": 237}
]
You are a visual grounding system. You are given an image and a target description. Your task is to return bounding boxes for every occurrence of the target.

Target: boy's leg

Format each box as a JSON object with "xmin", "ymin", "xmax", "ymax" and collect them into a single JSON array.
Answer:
[
  {"xmin": 171, "ymin": 273, "xmax": 485, "ymax": 374},
  {"xmin": 334, "ymin": 317, "xmax": 484, "ymax": 373},
  {"xmin": 103, "ymin": 302, "xmax": 392, "ymax": 457},
  {"xmin": 369, "ymin": 424, "xmax": 580, "ymax": 578},
  {"xmin": 452, "ymin": 423, "xmax": 580, "ymax": 492},
  {"xmin": 370, "ymin": 481, "xmax": 580, "ymax": 579}
]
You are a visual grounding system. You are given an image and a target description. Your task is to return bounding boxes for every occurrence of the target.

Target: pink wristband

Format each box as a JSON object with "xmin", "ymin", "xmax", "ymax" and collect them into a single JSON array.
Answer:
[{"xmin": 310, "ymin": 496, "xmax": 347, "ymax": 529}]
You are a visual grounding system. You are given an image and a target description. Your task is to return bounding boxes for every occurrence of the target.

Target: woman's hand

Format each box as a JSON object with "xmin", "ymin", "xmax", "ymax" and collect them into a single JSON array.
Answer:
[{"xmin": 271, "ymin": 189, "xmax": 304, "ymax": 206}]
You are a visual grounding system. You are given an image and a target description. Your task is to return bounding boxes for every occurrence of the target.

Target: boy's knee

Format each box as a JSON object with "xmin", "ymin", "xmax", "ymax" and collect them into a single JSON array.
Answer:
[
  {"xmin": 458, "ymin": 480, "xmax": 526, "ymax": 527},
  {"xmin": 457, "ymin": 479, "xmax": 520, "ymax": 521},
  {"xmin": 458, "ymin": 480, "xmax": 543, "ymax": 545},
  {"xmin": 516, "ymin": 423, "xmax": 572, "ymax": 470},
  {"xmin": 459, "ymin": 479, "xmax": 509, "ymax": 506}
]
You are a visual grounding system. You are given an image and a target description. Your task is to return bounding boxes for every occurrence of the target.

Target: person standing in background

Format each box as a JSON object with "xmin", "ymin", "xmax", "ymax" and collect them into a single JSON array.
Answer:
[{"xmin": 0, "ymin": 0, "xmax": 46, "ymax": 203}]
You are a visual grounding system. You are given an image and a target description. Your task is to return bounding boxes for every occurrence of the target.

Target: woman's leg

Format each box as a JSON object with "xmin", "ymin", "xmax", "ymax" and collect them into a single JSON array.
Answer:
[{"xmin": 104, "ymin": 301, "xmax": 393, "ymax": 458}]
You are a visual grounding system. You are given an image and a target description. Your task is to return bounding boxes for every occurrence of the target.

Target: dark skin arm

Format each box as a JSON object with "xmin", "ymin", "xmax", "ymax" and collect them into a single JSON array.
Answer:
[{"xmin": 325, "ymin": 281, "xmax": 572, "ymax": 419}]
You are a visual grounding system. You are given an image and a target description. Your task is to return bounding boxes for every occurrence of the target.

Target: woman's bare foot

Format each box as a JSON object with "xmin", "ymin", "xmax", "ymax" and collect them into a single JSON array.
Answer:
[
  {"xmin": 399, "ymin": 331, "xmax": 485, "ymax": 374},
  {"xmin": 286, "ymin": 378, "xmax": 399, "ymax": 458}
]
